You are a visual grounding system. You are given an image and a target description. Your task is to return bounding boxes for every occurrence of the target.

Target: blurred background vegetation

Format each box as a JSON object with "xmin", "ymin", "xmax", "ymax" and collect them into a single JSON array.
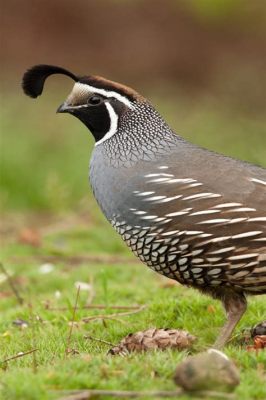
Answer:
[{"xmin": 1, "ymin": 0, "xmax": 266, "ymax": 214}]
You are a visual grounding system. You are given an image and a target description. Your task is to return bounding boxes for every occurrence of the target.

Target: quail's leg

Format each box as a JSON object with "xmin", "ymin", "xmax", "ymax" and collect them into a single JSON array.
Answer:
[{"xmin": 214, "ymin": 292, "xmax": 247, "ymax": 349}]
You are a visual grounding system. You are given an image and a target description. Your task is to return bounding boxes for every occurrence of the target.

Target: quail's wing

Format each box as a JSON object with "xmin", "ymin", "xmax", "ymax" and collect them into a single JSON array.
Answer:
[{"xmin": 116, "ymin": 145, "xmax": 266, "ymax": 293}]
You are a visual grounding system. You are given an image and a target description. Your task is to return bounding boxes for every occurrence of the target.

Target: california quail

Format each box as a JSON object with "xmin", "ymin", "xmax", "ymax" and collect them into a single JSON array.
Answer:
[{"xmin": 22, "ymin": 65, "xmax": 266, "ymax": 348}]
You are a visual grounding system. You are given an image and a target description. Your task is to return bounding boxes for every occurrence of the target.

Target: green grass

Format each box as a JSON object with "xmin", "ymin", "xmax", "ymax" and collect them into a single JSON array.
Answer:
[
  {"xmin": 0, "ymin": 223, "xmax": 266, "ymax": 400},
  {"xmin": 0, "ymin": 92, "xmax": 266, "ymax": 399}
]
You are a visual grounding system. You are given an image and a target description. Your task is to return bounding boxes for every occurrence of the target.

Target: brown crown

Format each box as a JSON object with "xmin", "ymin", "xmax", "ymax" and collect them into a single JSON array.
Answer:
[{"xmin": 79, "ymin": 75, "xmax": 144, "ymax": 102}]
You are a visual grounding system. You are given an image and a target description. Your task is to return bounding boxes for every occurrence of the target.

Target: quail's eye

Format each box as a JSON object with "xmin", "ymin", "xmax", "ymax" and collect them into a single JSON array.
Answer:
[{"xmin": 88, "ymin": 95, "xmax": 102, "ymax": 105}]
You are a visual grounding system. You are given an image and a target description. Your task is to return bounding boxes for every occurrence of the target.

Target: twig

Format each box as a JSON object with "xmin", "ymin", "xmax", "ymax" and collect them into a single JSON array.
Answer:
[
  {"xmin": 46, "ymin": 304, "xmax": 144, "ymax": 311},
  {"xmin": 65, "ymin": 286, "xmax": 80, "ymax": 357},
  {"xmin": 82, "ymin": 305, "xmax": 146, "ymax": 323},
  {"xmin": 54, "ymin": 389, "xmax": 183, "ymax": 399},
  {"xmin": 1, "ymin": 349, "xmax": 38, "ymax": 364},
  {"xmin": 84, "ymin": 335, "xmax": 114, "ymax": 347},
  {"xmin": 102, "ymin": 317, "xmax": 127, "ymax": 325},
  {"xmin": 0, "ymin": 262, "xmax": 23, "ymax": 304},
  {"xmin": 83, "ymin": 316, "xmax": 127, "ymax": 324},
  {"xmin": 52, "ymin": 388, "xmax": 236, "ymax": 400}
]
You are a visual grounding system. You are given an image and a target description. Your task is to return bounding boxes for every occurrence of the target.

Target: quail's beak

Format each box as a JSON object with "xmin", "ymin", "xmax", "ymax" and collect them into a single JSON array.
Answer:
[{"xmin": 56, "ymin": 102, "xmax": 72, "ymax": 114}]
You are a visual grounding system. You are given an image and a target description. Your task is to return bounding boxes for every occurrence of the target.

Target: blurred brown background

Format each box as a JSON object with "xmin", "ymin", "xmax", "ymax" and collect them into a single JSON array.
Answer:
[{"xmin": 2, "ymin": 0, "xmax": 266, "ymax": 100}]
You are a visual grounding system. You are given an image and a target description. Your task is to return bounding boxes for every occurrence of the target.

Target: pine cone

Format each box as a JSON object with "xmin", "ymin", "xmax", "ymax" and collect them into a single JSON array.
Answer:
[{"xmin": 108, "ymin": 328, "xmax": 196, "ymax": 355}]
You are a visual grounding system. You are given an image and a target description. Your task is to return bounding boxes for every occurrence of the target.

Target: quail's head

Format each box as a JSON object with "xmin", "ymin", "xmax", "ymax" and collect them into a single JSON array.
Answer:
[{"xmin": 22, "ymin": 64, "xmax": 142, "ymax": 144}]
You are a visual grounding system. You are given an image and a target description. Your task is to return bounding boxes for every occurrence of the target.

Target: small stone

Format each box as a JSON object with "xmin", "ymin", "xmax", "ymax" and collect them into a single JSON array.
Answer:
[
  {"xmin": 39, "ymin": 263, "xmax": 54, "ymax": 274},
  {"xmin": 174, "ymin": 349, "xmax": 240, "ymax": 392},
  {"xmin": 12, "ymin": 319, "xmax": 29, "ymax": 329},
  {"xmin": 54, "ymin": 290, "xmax": 61, "ymax": 299}
]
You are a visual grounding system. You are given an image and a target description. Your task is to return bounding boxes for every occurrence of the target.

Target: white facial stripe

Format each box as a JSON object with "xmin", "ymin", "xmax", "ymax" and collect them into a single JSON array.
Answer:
[
  {"xmin": 74, "ymin": 82, "xmax": 134, "ymax": 109},
  {"xmin": 95, "ymin": 102, "xmax": 118, "ymax": 146}
]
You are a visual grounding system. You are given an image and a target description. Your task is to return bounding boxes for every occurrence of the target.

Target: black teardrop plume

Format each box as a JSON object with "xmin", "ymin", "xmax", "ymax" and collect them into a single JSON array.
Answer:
[{"xmin": 22, "ymin": 64, "xmax": 78, "ymax": 98}]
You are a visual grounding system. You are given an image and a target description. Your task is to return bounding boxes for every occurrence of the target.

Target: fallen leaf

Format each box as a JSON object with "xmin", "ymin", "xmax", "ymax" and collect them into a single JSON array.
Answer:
[
  {"xmin": 207, "ymin": 305, "xmax": 216, "ymax": 313},
  {"xmin": 108, "ymin": 328, "xmax": 196, "ymax": 355},
  {"xmin": 246, "ymin": 335, "xmax": 266, "ymax": 352},
  {"xmin": 18, "ymin": 228, "xmax": 41, "ymax": 247},
  {"xmin": 0, "ymin": 291, "xmax": 13, "ymax": 299}
]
